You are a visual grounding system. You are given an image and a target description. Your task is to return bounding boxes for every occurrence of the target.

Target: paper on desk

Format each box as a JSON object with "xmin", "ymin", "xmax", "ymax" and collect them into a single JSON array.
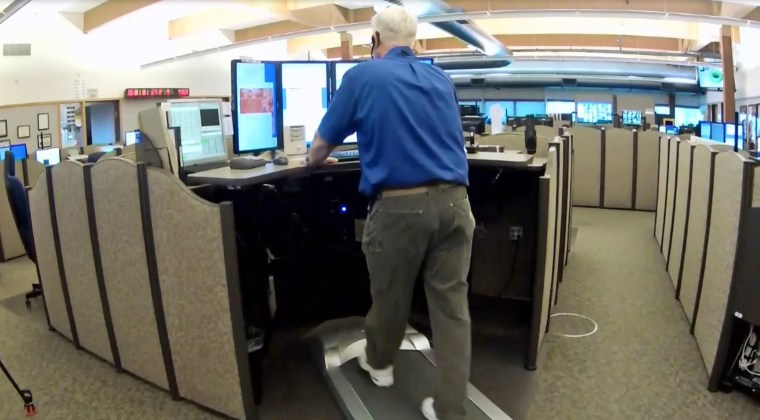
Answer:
[{"xmin": 223, "ymin": 117, "xmax": 234, "ymax": 135}]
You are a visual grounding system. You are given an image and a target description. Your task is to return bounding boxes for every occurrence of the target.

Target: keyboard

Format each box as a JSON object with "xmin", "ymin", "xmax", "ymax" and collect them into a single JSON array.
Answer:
[{"xmin": 330, "ymin": 149, "xmax": 360, "ymax": 161}]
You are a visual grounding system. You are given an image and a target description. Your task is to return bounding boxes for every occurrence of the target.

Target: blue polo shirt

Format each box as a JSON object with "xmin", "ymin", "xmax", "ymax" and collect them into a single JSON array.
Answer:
[{"xmin": 317, "ymin": 47, "xmax": 468, "ymax": 196}]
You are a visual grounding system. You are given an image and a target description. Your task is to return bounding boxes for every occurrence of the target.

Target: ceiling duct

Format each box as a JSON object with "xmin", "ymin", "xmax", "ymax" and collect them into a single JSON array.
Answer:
[
  {"xmin": 382, "ymin": 0, "xmax": 511, "ymax": 63},
  {"xmin": 0, "ymin": 0, "xmax": 32, "ymax": 27}
]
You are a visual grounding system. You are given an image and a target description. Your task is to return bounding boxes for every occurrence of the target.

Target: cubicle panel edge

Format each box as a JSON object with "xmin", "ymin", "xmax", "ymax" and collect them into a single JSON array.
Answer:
[
  {"xmin": 92, "ymin": 158, "xmax": 169, "ymax": 389},
  {"xmin": 602, "ymin": 128, "xmax": 634, "ymax": 209},
  {"xmin": 28, "ymin": 167, "xmax": 72, "ymax": 338},
  {"xmin": 662, "ymin": 137, "xmax": 680, "ymax": 261},
  {"xmin": 569, "ymin": 126, "xmax": 602, "ymax": 207},
  {"xmin": 52, "ymin": 161, "xmax": 113, "ymax": 363},
  {"xmin": 145, "ymin": 166, "xmax": 248, "ymax": 419},
  {"xmin": 678, "ymin": 146, "xmax": 717, "ymax": 329},
  {"xmin": 635, "ymin": 131, "xmax": 660, "ymax": 211},
  {"xmin": 528, "ymin": 175, "xmax": 550, "ymax": 371},
  {"xmin": 667, "ymin": 141, "xmax": 695, "ymax": 296},
  {"xmin": 693, "ymin": 152, "xmax": 747, "ymax": 382},
  {"xmin": 655, "ymin": 136, "xmax": 669, "ymax": 246}
]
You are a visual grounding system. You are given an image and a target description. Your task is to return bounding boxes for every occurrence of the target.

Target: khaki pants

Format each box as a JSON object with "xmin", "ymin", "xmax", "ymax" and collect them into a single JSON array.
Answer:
[{"xmin": 362, "ymin": 184, "xmax": 475, "ymax": 420}]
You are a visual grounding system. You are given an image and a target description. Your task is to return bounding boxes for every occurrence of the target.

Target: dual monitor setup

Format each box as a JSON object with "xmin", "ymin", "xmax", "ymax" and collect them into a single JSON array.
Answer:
[
  {"xmin": 231, "ymin": 58, "xmax": 434, "ymax": 156},
  {"xmin": 0, "ymin": 144, "xmax": 61, "ymax": 167}
]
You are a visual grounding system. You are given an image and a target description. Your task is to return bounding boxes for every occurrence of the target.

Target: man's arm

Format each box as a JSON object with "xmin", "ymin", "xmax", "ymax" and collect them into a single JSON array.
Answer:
[{"xmin": 306, "ymin": 132, "xmax": 337, "ymax": 167}]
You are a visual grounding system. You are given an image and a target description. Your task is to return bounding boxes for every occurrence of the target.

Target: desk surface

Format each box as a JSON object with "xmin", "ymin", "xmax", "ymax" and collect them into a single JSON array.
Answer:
[{"xmin": 188, "ymin": 151, "xmax": 539, "ymax": 188}]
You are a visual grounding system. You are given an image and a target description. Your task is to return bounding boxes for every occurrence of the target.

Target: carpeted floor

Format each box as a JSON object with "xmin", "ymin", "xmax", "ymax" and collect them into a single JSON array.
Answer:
[{"xmin": 0, "ymin": 208, "xmax": 758, "ymax": 419}]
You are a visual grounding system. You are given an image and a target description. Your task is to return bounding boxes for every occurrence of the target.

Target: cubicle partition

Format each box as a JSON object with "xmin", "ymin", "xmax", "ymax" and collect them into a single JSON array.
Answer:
[
  {"xmin": 90, "ymin": 159, "xmax": 168, "ymax": 390},
  {"xmin": 603, "ymin": 128, "xmax": 634, "ymax": 209},
  {"xmin": 51, "ymin": 161, "xmax": 114, "ymax": 363},
  {"xmin": 654, "ymin": 136, "xmax": 669, "ymax": 246},
  {"xmin": 28, "ymin": 158, "xmax": 255, "ymax": 419},
  {"xmin": 667, "ymin": 140, "xmax": 694, "ymax": 293},
  {"xmin": 661, "ymin": 137, "xmax": 680, "ymax": 260},
  {"xmin": 528, "ymin": 144, "xmax": 559, "ymax": 370},
  {"xmin": 570, "ymin": 126, "xmax": 603, "ymax": 206},
  {"xmin": 635, "ymin": 131, "xmax": 660, "ymax": 211},
  {"xmin": 678, "ymin": 144, "xmax": 719, "ymax": 326},
  {"xmin": 29, "ymin": 169, "xmax": 74, "ymax": 340},
  {"xmin": 694, "ymin": 152, "xmax": 748, "ymax": 382}
]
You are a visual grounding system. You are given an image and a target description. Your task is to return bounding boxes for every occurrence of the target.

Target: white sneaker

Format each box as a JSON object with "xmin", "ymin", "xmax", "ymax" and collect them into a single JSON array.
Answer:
[
  {"xmin": 421, "ymin": 397, "xmax": 439, "ymax": 420},
  {"xmin": 358, "ymin": 350, "xmax": 394, "ymax": 387}
]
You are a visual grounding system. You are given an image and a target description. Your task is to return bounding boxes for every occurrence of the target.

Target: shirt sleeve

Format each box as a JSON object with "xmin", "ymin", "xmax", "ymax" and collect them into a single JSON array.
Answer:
[{"xmin": 317, "ymin": 71, "xmax": 359, "ymax": 146}]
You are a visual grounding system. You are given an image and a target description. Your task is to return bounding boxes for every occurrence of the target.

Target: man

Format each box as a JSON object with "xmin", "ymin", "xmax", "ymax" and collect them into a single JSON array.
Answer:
[{"xmin": 307, "ymin": 5, "xmax": 475, "ymax": 420}]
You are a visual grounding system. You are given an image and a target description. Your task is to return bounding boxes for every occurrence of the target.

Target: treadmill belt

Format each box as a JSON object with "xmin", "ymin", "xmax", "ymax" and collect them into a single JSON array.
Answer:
[{"xmin": 338, "ymin": 350, "xmax": 492, "ymax": 420}]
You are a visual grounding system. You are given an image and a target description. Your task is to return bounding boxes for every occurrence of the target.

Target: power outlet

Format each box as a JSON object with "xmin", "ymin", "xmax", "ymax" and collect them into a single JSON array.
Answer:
[{"xmin": 509, "ymin": 226, "xmax": 523, "ymax": 241}]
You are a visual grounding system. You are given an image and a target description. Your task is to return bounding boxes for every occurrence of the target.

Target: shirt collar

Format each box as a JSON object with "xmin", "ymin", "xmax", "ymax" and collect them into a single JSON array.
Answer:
[{"xmin": 384, "ymin": 46, "xmax": 415, "ymax": 59}]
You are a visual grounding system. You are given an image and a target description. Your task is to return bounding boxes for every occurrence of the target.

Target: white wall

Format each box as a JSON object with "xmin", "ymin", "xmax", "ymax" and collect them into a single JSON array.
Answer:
[{"xmin": 0, "ymin": 4, "xmax": 289, "ymax": 107}]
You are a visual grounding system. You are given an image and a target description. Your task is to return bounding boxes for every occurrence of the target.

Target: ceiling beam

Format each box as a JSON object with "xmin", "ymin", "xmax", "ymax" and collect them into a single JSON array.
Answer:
[
  {"xmin": 169, "ymin": 7, "xmax": 263, "ymax": 40},
  {"xmin": 444, "ymin": 0, "xmax": 715, "ymax": 15},
  {"xmin": 235, "ymin": 21, "xmax": 312, "ymax": 43},
  {"xmin": 325, "ymin": 34, "xmax": 682, "ymax": 59},
  {"xmin": 83, "ymin": 0, "xmax": 160, "ymax": 33}
]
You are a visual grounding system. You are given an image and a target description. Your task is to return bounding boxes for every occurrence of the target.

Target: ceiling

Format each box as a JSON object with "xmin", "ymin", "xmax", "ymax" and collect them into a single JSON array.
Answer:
[{"xmin": 3, "ymin": 0, "xmax": 760, "ymax": 72}]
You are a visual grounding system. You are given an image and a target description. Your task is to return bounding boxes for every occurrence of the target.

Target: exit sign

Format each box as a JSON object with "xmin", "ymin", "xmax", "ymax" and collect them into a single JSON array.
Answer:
[{"xmin": 124, "ymin": 88, "xmax": 190, "ymax": 99}]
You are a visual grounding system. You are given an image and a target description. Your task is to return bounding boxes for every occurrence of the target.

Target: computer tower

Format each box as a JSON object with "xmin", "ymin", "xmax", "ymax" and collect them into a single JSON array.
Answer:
[{"xmin": 283, "ymin": 125, "xmax": 307, "ymax": 156}]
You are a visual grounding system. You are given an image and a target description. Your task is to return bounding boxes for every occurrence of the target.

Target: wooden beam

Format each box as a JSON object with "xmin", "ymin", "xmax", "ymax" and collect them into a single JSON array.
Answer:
[
  {"xmin": 83, "ymin": 0, "xmax": 160, "ymax": 33},
  {"xmin": 445, "ymin": 0, "xmax": 715, "ymax": 15},
  {"xmin": 235, "ymin": 21, "xmax": 312, "ymax": 43},
  {"xmin": 340, "ymin": 32, "xmax": 353, "ymax": 60},
  {"xmin": 721, "ymin": 25, "xmax": 736, "ymax": 124},
  {"xmin": 169, "ymin": 7, "xmax": 262, "ymax": 40},
  {"xmin": 290, "ymin": 4, "xmax": 350, "ymax": 27}
]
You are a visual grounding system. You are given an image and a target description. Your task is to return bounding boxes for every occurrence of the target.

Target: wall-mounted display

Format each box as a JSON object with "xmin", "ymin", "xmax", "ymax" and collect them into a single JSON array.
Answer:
[
  {"xmin": 37, "ymin": 113, "xmax": 49, "ymax": 131},
  {"xmin": 0, "ymin": 120, "xmax": 6, "ymax": 137},
  {"xmin": 124, "ymin": 88, "xmax": 190, "ymax": 99},
  {"xmin": 17, "ymin": 125, "xmax": 30, "ymax": 139}
]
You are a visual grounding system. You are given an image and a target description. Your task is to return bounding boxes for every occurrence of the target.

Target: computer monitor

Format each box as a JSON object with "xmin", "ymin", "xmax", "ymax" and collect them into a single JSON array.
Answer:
[
  {"xmin": 281, "ymin": 61, "xmax": 329, "ymax": 147},
  {"xmin": 659, "ymin": 126, "xmax": 667, "ymax": 133},
  {"xmin": 0, "ymin": 144, "xmax": 28, "ymax": 160},
  {"xmin": 726, "ymin": 124, "xmax": 737, "ymax": 148},
  {"xmin": 460, "ymin": 105, "xmax": 479, "ymax": 116},
  {"xmin": 711, "ymin": 122, "xmax": 725, "ymax": 143},
  {"xmin": 231, "ymin": 60, "xmax": 280, "ymax": 154},
  {"xmin": 622, "ymin": 110, "xmax": 642, "ymax": 126},
  {"xmin": 665, "ymin": 125, "xmax": 677, "ymax": 135},
  {"xmin": 36, "ymin": 148, "xmax": 61, "ymax": 166},
  {"xmin": 699, "ymin": 121, "xmax": 711, "ymax": 139},
  {"xmin": 167, "ymin": 100, "xmax": 227, "ymax": 167},
  {"xmin": 461, "ymin": 116, "xmax": 486, "ymax": 135},
  {"xmin": 418, "ymin": 58, "xmax": 434, "ymax": 65},
  {"xmin": 125, "ymin": 130, "xmax": 141, "ymax": 146},
  {"xmin": 331, "ymin": 61, "xmax": 362, "ymax": 144}
]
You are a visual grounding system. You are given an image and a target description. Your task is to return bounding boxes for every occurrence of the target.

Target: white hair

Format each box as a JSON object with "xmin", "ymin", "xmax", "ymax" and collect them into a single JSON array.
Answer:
[{"xmin": 371, "ymin": 5, "xmax": 418, "ymax": 48}]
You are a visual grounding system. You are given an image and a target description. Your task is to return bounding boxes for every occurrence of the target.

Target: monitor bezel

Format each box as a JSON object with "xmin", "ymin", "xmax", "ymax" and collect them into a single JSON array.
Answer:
[{"xmin": 231, "ymin": 59, "xmax": 282, "ymax": 155}]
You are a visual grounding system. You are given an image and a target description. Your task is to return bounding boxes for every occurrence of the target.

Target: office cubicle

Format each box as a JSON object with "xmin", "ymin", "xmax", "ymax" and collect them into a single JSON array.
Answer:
[
  {"xmin": 28, "ymin": 158, "xmax": 255, "ymax": 419},
  {"xmin": 667, "ymin": 140, "xmax": 694, "ymax": 292}
]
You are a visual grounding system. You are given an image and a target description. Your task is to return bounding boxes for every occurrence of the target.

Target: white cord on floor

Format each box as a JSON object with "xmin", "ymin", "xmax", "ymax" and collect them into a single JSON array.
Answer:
[
  {"xmin": 549, "ymin": 312, "xmax": 598, "ymax": 338},
  {"xmin": 737, "ymin": 328, "xmax": 760, "ymax": 377}
]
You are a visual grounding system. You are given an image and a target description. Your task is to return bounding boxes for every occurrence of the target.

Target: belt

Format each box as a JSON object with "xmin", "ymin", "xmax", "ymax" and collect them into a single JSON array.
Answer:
[{"xmin": 378, "ymin": 182, "xmax": 459, "ymax": 198}]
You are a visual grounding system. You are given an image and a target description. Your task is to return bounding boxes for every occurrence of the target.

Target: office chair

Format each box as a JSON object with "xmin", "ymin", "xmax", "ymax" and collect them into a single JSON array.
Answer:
[{"xmin": 3, "ymin": 151, "xmax": 42, "ymax": 308}]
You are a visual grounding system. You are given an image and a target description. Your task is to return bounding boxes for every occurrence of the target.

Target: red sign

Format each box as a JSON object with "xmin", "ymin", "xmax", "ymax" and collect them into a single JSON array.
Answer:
[{"xmin": 124, "ymin": 88, "xmax": 190, "ymax": 99}]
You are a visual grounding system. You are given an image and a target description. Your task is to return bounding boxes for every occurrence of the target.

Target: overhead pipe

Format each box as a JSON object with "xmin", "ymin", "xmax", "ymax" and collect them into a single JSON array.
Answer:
[{"xmin": 0, "ymin": 0, "xmax": 31, "ymax": 26}]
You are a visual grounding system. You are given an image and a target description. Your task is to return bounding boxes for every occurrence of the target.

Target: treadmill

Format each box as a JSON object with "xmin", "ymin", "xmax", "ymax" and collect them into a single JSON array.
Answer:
[{"xmin": 311, "ymin": 317, "xmax": 512, "ymax": 420}]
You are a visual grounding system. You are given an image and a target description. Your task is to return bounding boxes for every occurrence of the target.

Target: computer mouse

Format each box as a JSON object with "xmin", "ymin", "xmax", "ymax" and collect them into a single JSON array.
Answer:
[{"xmin": 273, "ymin": 156, "xmax": 289, "ymax": 166}]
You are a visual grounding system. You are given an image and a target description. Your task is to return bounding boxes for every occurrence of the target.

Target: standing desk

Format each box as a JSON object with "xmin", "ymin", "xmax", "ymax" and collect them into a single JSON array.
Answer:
[{"xmin": 187, "ymin": 151, "xmax": 549, "ymax": 368}]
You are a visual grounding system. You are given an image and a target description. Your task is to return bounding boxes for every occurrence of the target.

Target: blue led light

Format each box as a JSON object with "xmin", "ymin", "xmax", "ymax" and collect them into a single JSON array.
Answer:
[{"xmin": 339, "ymin": 205, "xmax": 348, "ymax": 214}]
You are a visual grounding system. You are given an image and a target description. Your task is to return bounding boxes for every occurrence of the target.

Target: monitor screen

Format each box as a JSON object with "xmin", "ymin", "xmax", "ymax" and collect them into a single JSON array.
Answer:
[
  {"xmin": 282, "ymin": 62, "xmax": 329, "ymax": 146},
  {"xmin": 697, "ymin": 67, "xmax": 724, "ymax": 90},
  {"xmin": 659, "ymin": 126, "xmax": 667, "ymax": 133},
  {"xmin": 699, "ymin": 121, "xmax": 711, "ymax": 139},
  {"xmin": 418, "ymin": 58, "xmax": 434, "ymax": 65},
  {"xmin": 169, "ymin": 101, "xmax": 227, "ymax": 166},
  {"xmin": 726, "ymin": 124, "xmax": 736, "ymax": 148},
  {"xmin": 0, "ymin": 144, "xmax": 28, "ymax": 161},
  {"xmin": 124, "ymin": 130, "xmax": 141, "ymax": 146},
  {"xmin": 711, "ymin": 122, "xmax": 725, "ymax": 143},
  {"xmin": 232, "ymin": 61, "xmax": 279, "ymax": 154},
  {"xmin": 332, "ymin": 61, "xmax": 360, "ymax": 144},
  {"xmin": 622, "ymin": 110, "xmax": 642, "ymax": 125},
  {"xmin": 36, "ymin": 148, "xmax": 61, "ymax": 166},
  {"xmin": 666, "ymin": 125, "xmax": 677, "ymax": 135},
  {"xmin": 576, "ymin": 102, "xmax": 612, "ymax": 124}
]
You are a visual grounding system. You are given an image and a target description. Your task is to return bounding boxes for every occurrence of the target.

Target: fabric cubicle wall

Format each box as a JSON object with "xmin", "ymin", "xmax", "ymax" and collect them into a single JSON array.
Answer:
[
  {"xmin": 635, "ymin": 131, "xmax": 660, "ymax": 211},
  {"xmin": 667, "ymin": 141, "xmax": 694, "ymax": 293},
  {"xmin": 654, "ymin": 136, "xmax": 669, "ymax": 246},
  {"xmin": 528, "ymin": 144, "xmax": 559, "ymax": 370},
  {"xmin": 51, "ymin": 161, "xmax": 114, "ymax": 363},
  {"xmin": 679, "ymin": 145, "xmax": 719, "ymax": 326},
  {"xmin": 569, "ymin": 126, "xmax": 602, "ymax": 206},
  {"xmin": 144, "ymin": 167, "xmax": 254, "ymax": 419},
  {"xmin": 91, "ymin": 159, "xmax": 169, "ymax": 390},
  {"xmin": 603, "ymin": 128, "xmax": 634, "ymax": 209},
  {"xmin": 661, "ymin": 137, "xmax": 680, "ymax": 259},
  {"xmin": 693, "ymin": 152, "xmax": 748, "ymax": 377},
  {"xmin": 29, "ymin": 169, "xmax": 74, "ymax": 340}
]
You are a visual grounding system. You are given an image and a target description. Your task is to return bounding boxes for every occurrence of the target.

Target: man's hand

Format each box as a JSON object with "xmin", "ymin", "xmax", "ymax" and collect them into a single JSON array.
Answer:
[
  {"xmin": 304, "ymin": 156, "xmax": 338, "ymax": 167},
  {"xmin": 307, "ymin": 132, "xmax": 338, "ymax": 167}
]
